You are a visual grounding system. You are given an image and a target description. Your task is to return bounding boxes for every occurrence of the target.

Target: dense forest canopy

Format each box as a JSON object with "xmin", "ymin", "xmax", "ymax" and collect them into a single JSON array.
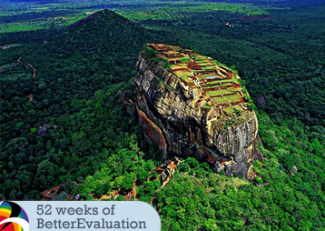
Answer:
[{"xmin": 1, "ymin": 0, "xmax": 324, "ymax": 230}]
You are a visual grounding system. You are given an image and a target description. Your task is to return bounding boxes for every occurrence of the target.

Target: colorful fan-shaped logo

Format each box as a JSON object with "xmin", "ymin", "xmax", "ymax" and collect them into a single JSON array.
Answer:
[{"xmin": 0, "ymin": 201, "xmax": 29, "ymax": 231}]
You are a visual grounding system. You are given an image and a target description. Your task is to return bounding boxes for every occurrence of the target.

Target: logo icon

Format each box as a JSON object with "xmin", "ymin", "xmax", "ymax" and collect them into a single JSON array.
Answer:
[{"xmin": 0, "ymin": 201, "xmax": 29, "ymax": 231}]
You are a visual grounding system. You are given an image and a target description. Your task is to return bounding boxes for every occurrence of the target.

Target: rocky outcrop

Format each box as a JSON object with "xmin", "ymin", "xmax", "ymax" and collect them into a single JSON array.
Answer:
[{"xmin": 133, "ymin": 43, "xmax": 262, "ymax": 178}]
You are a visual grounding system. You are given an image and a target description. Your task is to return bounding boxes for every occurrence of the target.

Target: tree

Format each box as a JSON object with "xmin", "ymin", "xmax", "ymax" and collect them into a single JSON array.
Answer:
[{"xmin": 36, "ymin": 160, "xmax": 57, "ymax": 188}]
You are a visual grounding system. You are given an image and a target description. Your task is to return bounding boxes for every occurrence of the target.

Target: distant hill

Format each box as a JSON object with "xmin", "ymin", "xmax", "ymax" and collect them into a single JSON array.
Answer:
[
  {"xmin": 67, "ymin": 9, "xmax": 120, "ymax": 30},
  {"xmin": 34, "ymin": 9, "xmax": 154, "ymax": 82},
  {"xmin": 2, "ymin": 9, "xmax": 163, "ymax": 113}
]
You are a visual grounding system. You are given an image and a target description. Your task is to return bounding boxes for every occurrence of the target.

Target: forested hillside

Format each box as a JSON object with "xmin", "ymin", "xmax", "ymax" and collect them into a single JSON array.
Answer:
[
  {"xmin": 1, "ymin": 9, "xmax": 180, "ymax": 199},
  {"xmin": 1, "ymin": 2, "xmax": 325, "ymax": 230}
]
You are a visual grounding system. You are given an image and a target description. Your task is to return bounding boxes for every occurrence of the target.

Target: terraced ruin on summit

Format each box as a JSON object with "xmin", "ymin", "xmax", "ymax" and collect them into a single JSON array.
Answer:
[
  {"xmin": 134, "ymin": 43, "xmax": 262, "ymax": 178},
  {"xmin": 147, "ymin": 43, "xmax": 249, "ymax": 118}
]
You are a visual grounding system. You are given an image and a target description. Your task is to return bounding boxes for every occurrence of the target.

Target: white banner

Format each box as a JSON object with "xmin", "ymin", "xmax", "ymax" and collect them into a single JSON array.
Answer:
[{"xmin": 0, "ymin": 201, "xmax": 161, "ymax": 231}]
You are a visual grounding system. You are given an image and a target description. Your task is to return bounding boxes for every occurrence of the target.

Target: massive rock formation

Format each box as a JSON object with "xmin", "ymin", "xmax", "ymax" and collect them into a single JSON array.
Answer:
[{"xmin": 133, "ymin": 43, "xmax": 262, "ymax": 178}]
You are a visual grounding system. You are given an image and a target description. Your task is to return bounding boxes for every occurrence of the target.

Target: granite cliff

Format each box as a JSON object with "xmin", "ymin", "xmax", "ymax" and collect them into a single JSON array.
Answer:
[{"xmin": 133, "ymin": 43, "xmax": 263, "ymax": 178}]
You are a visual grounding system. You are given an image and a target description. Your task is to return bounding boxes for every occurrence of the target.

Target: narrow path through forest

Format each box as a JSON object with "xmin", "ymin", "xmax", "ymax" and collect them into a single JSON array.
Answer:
[
  {"xmin": 1, "ymin": 57, "xmax": 36, "ymax": 101},
  {"xmin": 17, "ymin": 56, "xmax": 36, "ymax": 101}
]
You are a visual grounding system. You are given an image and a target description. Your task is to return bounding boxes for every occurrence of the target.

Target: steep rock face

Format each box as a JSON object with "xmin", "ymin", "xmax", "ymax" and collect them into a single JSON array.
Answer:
[{"xmin": 133, "ymin": 43, "xmax": 262, "ymax": 178}]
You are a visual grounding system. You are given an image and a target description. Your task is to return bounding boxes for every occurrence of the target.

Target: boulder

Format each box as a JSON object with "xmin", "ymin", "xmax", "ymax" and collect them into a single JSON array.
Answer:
[{"xmin": 133, "ymin": 43, "xmax": 263, "ymax": 178}]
